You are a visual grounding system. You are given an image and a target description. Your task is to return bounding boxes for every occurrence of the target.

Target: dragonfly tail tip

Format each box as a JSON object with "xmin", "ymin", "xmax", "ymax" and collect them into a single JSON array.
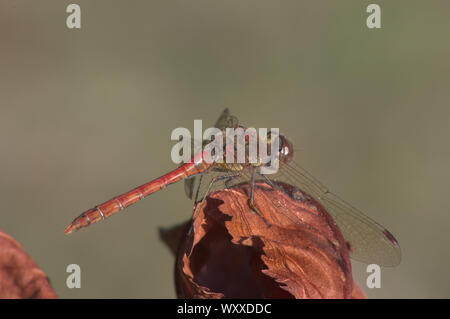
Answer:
[{"xmin": 64, "ymin": 225, "xmax": 74, "ymax": 235}]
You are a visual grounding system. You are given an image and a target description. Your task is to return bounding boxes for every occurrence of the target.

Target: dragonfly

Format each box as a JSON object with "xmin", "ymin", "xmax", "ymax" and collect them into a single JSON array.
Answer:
[{"xmin": 64, "ymin": 109, "xmax": 401, "ymax": 267}]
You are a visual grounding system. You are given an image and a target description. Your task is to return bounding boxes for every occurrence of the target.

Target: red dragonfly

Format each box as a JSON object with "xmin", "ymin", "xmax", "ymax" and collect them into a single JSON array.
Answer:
[{"xmin": 65, "ymin": 109, "xmax": 401, "ymax": 267}]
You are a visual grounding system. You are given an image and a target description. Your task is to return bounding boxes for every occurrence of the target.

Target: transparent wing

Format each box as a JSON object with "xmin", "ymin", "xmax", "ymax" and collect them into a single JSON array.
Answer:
[
  {"xmin": 184, "ymin": 108, "xmax": 239, "ymax": 200},
  {"xmin": 184, "ymin": 176, "xmax": 196, "ymax": 200},
  {"xmin": 265, "ymin": 161, "xmax": 401, "ymax": 267},
  {"xmin": 214, "ymin": 108, "xmax": 239, "ymax": 130}
]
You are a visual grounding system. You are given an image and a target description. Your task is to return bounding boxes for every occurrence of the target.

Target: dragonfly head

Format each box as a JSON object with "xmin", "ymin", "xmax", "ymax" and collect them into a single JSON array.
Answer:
[{"xmin": 278, "ymin": 135, "xmax": 294, "ymax": 166}]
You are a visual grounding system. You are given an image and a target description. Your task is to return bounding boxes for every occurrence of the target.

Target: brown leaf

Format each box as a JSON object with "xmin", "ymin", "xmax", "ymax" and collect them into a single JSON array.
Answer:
[
  {"xmin": 173, "ymin": 181, "xmax": 366, "ymax": 299},
  {"xmin": 0, "ymin": 228, "xmax": 57, "ymax": 299}
]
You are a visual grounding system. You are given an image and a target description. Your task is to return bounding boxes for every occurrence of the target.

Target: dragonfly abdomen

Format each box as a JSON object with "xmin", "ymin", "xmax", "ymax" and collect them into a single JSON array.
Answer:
[{"xmin": 64, "ymin": 151, "xmax": 212, "ymax": 234}]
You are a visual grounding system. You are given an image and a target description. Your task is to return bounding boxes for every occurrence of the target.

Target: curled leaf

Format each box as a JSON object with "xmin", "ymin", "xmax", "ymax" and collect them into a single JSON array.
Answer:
[
  {"xmin": 171, "ymin": 181, "xmax": 366, "ymax": 299},
  {"xmin": 0, "ymin": 228, "xmax": 57, "ymax": 299}
]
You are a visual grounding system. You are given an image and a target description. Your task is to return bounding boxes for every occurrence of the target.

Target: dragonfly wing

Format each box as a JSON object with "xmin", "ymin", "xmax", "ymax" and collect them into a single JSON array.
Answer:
[
  {"xmin": 184, "ymin": 109, "xmax": 239, "ymax": 200},
  {"xmin": 214, "ymin": 108, "xmax": 239, "ymax": 130},
  {"xmin": 267, "ymin": 161, "xmax": 401, "ymax": 266},
  {"xmin": 184, "ymin": 176, "xmax": 196, "ymax": 200},
  {"xmin": 318, "ymin": 191, "xmax": 401, "ymax": 267}
]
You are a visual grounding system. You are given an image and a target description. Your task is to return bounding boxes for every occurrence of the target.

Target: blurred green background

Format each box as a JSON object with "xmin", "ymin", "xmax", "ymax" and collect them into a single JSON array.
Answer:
[{"xmin": 1, "ymin": 0, "xmax": 449, "ymax": 298}]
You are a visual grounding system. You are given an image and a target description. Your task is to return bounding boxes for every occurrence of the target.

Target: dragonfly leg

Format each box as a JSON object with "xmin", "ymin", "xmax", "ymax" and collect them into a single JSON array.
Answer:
[
  {"xmin": 224, "ymin": 175, "xmax": 240, "ymax": 189},
  {"xmin": 248, "ymin": 168, "xmax": 271, "ymax": 227},
  {"xmin": 249, "ymin": 167, "xmax": 256, "ymax": 203},
  {"xmin": 257, "ymin": 173, "xmax": 281, "ymax": 191},
  {"xmin": 193, "ymin": 174, "xmax": 204, "ymax": 204}
]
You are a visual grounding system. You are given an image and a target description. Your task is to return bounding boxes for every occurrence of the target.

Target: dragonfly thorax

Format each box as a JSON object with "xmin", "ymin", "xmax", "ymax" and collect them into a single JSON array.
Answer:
[{"xmin": 207, "ymin": 131, "xmax": 294, "ymax": 173}]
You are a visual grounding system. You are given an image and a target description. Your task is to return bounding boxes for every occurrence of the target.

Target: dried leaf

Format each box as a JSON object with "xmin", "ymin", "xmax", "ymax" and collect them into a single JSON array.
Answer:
[
  {"xmin": 0, "ymin": 228, "xmax": 57, "ymax": 299},
  {"xmin": 173, "ymin": 181, "xmax": 366, "ymax": 299}
]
